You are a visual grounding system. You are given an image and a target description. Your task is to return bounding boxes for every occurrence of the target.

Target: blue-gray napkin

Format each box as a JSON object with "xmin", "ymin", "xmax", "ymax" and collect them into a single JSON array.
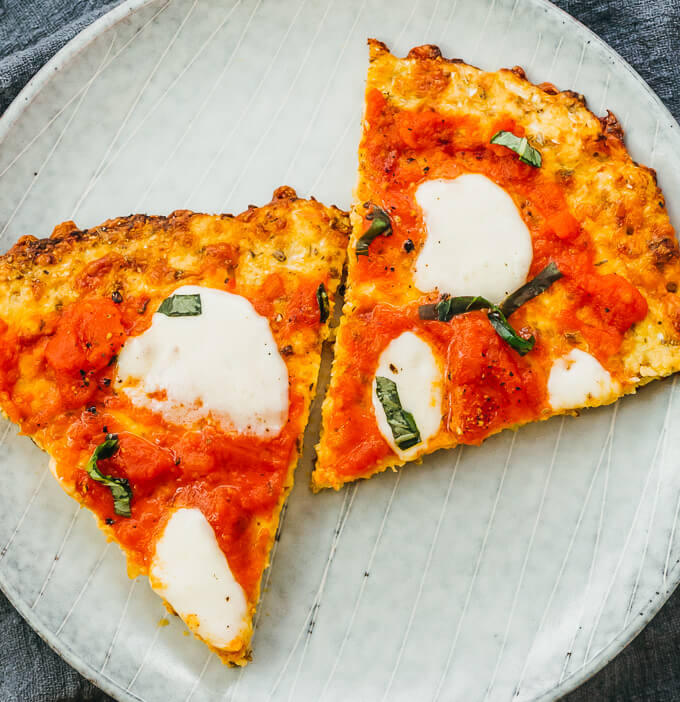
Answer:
[{"xmin": 1, "ymin": 1, "xmax": 679, "ymax": 700}]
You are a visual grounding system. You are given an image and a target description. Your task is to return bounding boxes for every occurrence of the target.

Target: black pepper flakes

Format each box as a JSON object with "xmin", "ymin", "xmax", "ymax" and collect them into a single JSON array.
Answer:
[
  {"xmin": 403, "ymin": 239, "xmax": 415, "ymax": 253},
  {"xmin": 111, "ymin": 290, "xmax": 123, "ymax": 304},
  {"xmin": 105, "ymin": 518, "xmax": 115, "ymax": 526}
]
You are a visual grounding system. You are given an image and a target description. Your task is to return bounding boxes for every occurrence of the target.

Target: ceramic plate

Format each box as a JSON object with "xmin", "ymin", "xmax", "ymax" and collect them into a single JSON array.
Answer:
[{"xmin": 1, "ymin": 1, "xmax": 680, "ymax": 700}]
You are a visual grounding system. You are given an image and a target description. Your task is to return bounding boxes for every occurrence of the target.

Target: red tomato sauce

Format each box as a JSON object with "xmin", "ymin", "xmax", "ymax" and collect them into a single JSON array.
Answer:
[
  {"xmin": 325, "ymin": 90, "xmax": 647, "ymax": 479},
  {"xmin": 0, "ymin": 273, "xmax": 325, "ymax": 600}
]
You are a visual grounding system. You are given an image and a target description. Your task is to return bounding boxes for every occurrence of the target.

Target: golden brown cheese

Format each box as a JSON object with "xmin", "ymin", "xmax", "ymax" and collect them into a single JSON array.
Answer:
[
  {"xmin": 0, "ymin": 186, "xmax": 349, "ymax": 664},
  {"xmin": 313, "ymin": 40, "xmax": 680, "ymax": 491}
]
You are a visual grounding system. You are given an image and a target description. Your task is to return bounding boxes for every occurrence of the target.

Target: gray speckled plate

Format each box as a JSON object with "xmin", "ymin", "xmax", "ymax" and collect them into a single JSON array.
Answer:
[{"xmin": 1, "ymin": 1, "xmax": 680, "ymax": 700}]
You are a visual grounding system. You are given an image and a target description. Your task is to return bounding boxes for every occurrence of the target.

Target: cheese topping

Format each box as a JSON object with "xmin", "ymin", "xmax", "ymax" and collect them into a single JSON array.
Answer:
[
  {"xmin": 548, "ymin": 349, "xmax": 619, "ymax": 410},
  {"xmin": 414, "ymin": 175, "xmax": 533, "ymax": 303},
  {"xmin": 117, "ymin": 286, "xmax": 288, "ymax": 436},
  {"xmin": 150, "ymin": 508, "xmax": 248, "ymax": 649},
  {"xmin": 372, "ymin": 331, "xmax": 442, "ymax": 458}
]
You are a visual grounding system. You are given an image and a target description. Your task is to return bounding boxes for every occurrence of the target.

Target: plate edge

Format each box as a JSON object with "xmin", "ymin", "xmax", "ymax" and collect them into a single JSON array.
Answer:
[
  {"xmin": 0, "ymin": 0, "xmax": 159, "ymax": 142},
  {"xmin": 0, "ymin": 1, "xmax": 679, "ymax": 701}
]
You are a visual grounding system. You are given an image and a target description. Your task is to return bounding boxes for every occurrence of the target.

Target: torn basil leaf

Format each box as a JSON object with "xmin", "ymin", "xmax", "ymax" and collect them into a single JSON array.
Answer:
[
  {"xmin": 375, "ymin": 376, "xmax": 421, "ymax": 450},
  {"xmin": 86, "ymin": 434, "xmax": 132, "ymax": 518},
  {"xmin": 490, "ymin": 131, "xmax": 542, "ymax": 167},
  {"xmin": 356, "ymin": 206, "xmax": 392, "ymax": 257},
  {"xmin": 419, "ymin": 295, "xmax": 492, "ymax": 322},
  {"xmin": 316, "ymin": 283, "xmax": 330, "ymax": 323},
  {"xmin": 487, "ymin": 308, "xmax": 535, "ymax": 355},
  {"xmin": 416, "ymin": 264, "xmax": 559, "ymax": 355},
  {"xmin": 499, "ymin": 262, "xmax": 563, "ymax": 317},
  {"xmin": 157, "ymin": 293, "xmax": 202, "ymax": 317},
  {"xmin": 418, "ymin": 293, "xmax": 536, "ymax": 355}
]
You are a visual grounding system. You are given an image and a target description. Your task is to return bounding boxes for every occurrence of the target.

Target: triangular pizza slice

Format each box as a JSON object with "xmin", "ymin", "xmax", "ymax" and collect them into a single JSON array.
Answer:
[
  {"xmin": 313, "ymin": 40, "xmax": 680, "ymax": 490},
  {"xmin": 0, "ymin": 187, "xmax": 349, "ymax": 664}
]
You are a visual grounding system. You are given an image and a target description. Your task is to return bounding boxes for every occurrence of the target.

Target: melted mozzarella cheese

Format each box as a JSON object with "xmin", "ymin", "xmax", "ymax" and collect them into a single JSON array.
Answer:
[
  {"xmin": 414, "ymin": 175, "xmax": 533, "ymax": 303},
  {"xmin": 117, "ymin": 286, "xmax": 288, "ymax": 436},
  {"xmin": 150, "ymin": 508, "xmax": 248, "ymax": 649},
  {"xmin": 372, "ymin": 332, "xmax": 442, "ymax": 459},
  {"xmin": 548, "ymin": 349, "xmax": 619, "ymax": 410}
]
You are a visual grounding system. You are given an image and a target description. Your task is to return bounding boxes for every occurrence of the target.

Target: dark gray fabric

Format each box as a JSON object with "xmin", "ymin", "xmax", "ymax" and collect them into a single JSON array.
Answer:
[
  {"xmin": 558, "ymin": 0, "xmax": 680, "ymax": 122},
  {"xmin": 0, "ymin": 589, "xmax": 112, "ymax": 702},
  {"xmin": 0, "ymin": 0, "xmax": 123, "ymax": 113},
  {"xmin": 0, "ymin": 0, "xmax": 679, "ymax": 700}
]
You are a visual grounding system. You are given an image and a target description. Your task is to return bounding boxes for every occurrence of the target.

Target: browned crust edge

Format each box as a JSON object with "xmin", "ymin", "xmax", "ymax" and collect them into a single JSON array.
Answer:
[
  {"xmin": 0, "ymin": 185, "xmax": 348, "ymax": 663},
  {"xmin": 309, "ymin": 40, "xmax": 672, "ymax": 491},
  {"xmin": 1, "ymin": 185, "xmax": 347, "ymax": 271},
  {"xmin": 366, "ymin": 38, "xmax": 658, "ymax": 187}
]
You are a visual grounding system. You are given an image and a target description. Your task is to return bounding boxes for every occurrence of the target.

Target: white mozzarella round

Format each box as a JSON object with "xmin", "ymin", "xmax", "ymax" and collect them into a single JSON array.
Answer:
[
  {"xmin": 150, "ymin": 508, "xmax": 248, "ymax": 649},
  {"xmin": 372, "ymin": 331, "xmax": 442, "ymax": 459},
  {"xmin": 414, "ymin": 175, "xmax": 533, "ymax": 303},
  {"xmin": 117, "ymin": 286, "xmax": 288, "ymax": 436},
  {"xmin": 547, "ymin": 349, "xmax": 619, "ymax": 411}
]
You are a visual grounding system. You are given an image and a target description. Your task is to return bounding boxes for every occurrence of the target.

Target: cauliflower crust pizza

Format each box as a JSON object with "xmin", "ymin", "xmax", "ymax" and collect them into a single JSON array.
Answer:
[
  {"xmin": 312, "ymin": 40, "xmax": 680, "ymax": 491},
  {"xmin": 0, "ymin": 187, "xmax": 349, "ymax": 664}
]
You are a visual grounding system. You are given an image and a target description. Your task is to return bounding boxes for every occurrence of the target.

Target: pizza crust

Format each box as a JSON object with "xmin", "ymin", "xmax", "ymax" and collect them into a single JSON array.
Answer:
[
  {"xmin": 0, "ymin": 187, "xmax": 349, "ymax": 664},
  {"xmin": 313, "ymin": 40, "xmax": 680, "ymax": 490}
]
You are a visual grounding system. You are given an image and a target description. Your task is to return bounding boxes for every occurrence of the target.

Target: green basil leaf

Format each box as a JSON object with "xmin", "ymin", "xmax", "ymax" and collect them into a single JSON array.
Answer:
[
  {"xmin": 499, "ymin": 262, "xmax": 563, "ymax": 317},
  {"xmin": 419, "ymin": 295, "xmax": 492, "ymax": 322},
  {"xmin": 356, "ymin": 206, "xmax": 392, "ymax": 257},
  {"xmin": 86, "ymin": 434, "xmax": 132, "ymax": 518},
  {"xmin": 490, "ymin": 131, "xmax": 542, "ymax": 167},
  {"xmin": 316, "ymin": 283, "xmax": 330, "ymax": 323},
  {"xmin": 375, "ymin": 376, "xmax": 421, "ymax": 450},
  {"xmin": 416, "ymin": 264, "xmax": 558, "ymax": 355},
  {"xmin": 487, "ymin": 308, "xmax": 535, "ymax": 355},
  {"xmin": 157, "ymin": 293, "xmax": 202, "ymax": 317}
]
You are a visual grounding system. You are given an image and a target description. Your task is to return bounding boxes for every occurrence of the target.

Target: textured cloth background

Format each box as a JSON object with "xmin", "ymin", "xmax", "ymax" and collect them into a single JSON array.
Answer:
[{"xmin": 0, "ymin": 0, "xmax": 679, "ymax": 700}]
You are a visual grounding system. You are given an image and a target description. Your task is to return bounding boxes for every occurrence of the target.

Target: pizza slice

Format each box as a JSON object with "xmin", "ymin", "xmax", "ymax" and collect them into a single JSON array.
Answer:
[
  {"xmin": 0, "ymin": 186, "xmax": 349, "ymax": 664},
  {"xmin": 312, "ymin": 40, "xmax": 680, "ymax": 490}
]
